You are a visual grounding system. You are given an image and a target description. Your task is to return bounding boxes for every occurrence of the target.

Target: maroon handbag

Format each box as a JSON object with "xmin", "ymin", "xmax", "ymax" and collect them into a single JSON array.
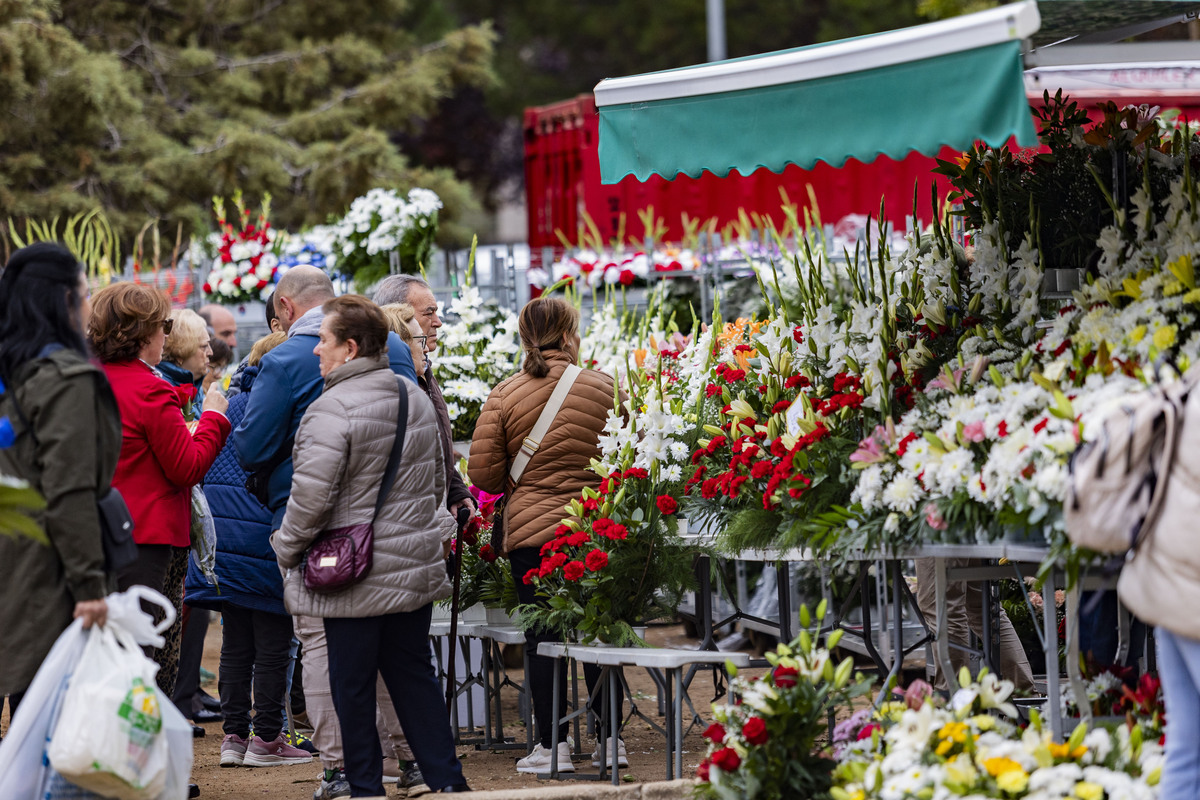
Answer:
[{"xmin": 303, "ymin": 377, "xmax": 409, "ymax": 593}]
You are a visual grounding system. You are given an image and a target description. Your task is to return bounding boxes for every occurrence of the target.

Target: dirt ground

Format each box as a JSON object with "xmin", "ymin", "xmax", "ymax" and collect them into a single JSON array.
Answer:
[{"xmin": 185, "ymin": 617, "xmax": 767, "ymax": 798}]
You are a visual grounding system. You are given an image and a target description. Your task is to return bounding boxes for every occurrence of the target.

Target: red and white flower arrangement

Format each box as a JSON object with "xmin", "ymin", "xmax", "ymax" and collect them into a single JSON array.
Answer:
[{"xmin": 201, "ymin": 192, "xmax": 280, "ymax": 305}]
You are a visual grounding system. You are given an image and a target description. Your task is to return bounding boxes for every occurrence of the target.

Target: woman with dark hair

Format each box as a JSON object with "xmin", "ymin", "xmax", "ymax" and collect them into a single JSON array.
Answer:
[
  {"xmin": 0, "ymin": 243, "xmax": 118, "ymax": 719},
  {"xmin": 469, "ymin": 295, "xmax": 625, "ymax": 774},
  {"xmin": 271, "ymin": 295, "xmax": 470, "ymax": 795},
  {"xmin": 88, "ymin": 283, "xmax": 231, "ymax": 701}
]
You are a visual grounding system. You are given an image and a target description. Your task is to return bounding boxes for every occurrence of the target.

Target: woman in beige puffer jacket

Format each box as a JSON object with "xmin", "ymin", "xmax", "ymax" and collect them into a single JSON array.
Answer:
[{"xmin": 271, "ymin": 296, "xmax": 468, "ymax": 795}]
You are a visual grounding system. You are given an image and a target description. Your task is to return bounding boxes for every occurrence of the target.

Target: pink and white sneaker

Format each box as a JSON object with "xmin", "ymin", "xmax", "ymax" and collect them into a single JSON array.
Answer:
[
  {"xmin": 219, "ymin": 734, "xmax": 248, "ymax": 767},
  {"xmin": 241, "ymin": 734, "xmax": 313, "ymax": 767}
]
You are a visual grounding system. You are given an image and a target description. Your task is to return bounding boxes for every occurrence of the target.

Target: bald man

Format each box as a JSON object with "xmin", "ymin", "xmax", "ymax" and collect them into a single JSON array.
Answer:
[
  {"xmin": 233, "ymin": 267, "xmax": 418, "ymax": 797},
  {"xmin": 199, "ymin": 303, "xmax": 238, "ymax": 351}
]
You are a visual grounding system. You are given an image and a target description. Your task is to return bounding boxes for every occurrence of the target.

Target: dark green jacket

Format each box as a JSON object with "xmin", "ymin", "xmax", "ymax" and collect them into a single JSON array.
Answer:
[{"xmin": 0, "ymin": 348, "xmax": 121, "ymax": 695}]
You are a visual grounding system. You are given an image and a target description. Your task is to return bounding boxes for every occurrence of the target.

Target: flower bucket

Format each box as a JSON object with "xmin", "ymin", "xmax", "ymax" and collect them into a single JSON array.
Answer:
[{"xmin": 484, "ymin": 607, "xmax": 514, "ymax": 625}]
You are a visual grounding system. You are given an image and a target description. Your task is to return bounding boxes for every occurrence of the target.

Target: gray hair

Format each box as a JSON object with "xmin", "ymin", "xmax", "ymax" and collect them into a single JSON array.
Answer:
[{"xmin": 372, "ymin": 274, "xmax": 430, "ymax": 306}]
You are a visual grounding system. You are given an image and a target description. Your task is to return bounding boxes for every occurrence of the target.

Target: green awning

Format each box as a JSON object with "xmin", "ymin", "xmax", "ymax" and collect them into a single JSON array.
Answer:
[{"xmin": 595, "ymin": 2, "xmax": 1041, "ymax": 183}]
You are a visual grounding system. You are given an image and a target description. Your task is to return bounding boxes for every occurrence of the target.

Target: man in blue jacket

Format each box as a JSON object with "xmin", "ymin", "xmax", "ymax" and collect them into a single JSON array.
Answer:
[{"xmin": 235, "ymin": 265, "xmax": 417, "ymax": 800}]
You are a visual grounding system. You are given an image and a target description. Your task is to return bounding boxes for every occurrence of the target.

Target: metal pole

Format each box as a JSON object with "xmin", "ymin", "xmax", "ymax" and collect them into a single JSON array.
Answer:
[{"xmin": 706, "ymin": 0, "xmax": 726, "ymax": 62}]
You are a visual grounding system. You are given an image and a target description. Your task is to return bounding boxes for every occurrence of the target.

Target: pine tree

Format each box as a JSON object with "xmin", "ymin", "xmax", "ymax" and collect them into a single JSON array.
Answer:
[{"xmin": 0, "ymin": 0, "xmax": 496, "ymax": 249}]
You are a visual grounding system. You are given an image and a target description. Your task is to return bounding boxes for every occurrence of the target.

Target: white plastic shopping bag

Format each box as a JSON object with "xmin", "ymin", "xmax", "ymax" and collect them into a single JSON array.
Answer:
[{"xmin": 0, "ymin": 586, "xmax": 189, "ymax": 800}]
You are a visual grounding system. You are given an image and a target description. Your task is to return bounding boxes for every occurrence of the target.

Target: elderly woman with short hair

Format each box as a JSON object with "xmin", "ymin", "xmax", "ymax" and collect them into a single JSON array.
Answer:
[
  {"xmin": 272, "ymin": 295, "xmax": 469, "ymax": 795},
  {"xmin": 89, "ymin": 283, "xmax": 230, "ymax": 698},
  {"xmin": 157, "ymin": 309, "xmax": 212, "ymax": 418}
]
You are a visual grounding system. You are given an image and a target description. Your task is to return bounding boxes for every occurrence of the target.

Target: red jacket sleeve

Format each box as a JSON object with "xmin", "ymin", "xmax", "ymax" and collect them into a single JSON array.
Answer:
[{"xmin": 140, "ymin": 380, "xmax": 231, "ymax": 487}]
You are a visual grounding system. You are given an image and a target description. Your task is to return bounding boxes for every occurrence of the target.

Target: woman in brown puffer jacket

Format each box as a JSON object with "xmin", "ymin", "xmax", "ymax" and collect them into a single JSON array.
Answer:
[{"xmin": 469, "ymin": 296, "xmax": 624, "ymax": 775}]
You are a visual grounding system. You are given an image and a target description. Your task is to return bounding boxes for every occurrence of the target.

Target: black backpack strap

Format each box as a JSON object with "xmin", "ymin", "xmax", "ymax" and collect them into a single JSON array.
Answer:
[{"xmin": 372, "ymin": 376, "xmax": 409, "ymax": 521}]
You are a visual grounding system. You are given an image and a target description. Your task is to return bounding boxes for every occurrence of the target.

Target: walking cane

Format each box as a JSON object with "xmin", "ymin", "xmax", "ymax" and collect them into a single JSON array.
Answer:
[{"xmin": 446, "ymin": 505, "xmax": 472, "ymax": 714}]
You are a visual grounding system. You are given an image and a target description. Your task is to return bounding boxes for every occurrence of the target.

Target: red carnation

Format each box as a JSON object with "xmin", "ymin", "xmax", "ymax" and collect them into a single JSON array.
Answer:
[
  {"xmin": 773, "ymin": 666, "xmax": 799, "ymax": 688},
  {"xmin": 563, "ymin": 560, "xmax": 585, "ymax": 581},
  {"xmin": 711, "ymin": 747, "xmax": 740, "ymax": 772},
  {"xmin": 566, "ymin": 531, "xmax": 590, "ymax": 547},
  {"xmin": 702, "ymin": 723, "xmax": 726, "ymax": 743},
  {"xmin": 555, "ymin": 524, "xmax": 573, "ymax": 538},
  {"xmin": 706, "ymin": 383, "xmax": 722, "ymax": 398},
  {"xmin": 619, "ymin": 268, "xmax": 635, "ymax": 286},
  {"xmin": 522, "ymin": 568, "xmax": 539, "ymax": 585},
  {"xmin": 623, "ymin": 467, "xmax": 649, "ymax": 480},
  {"xmin": 742, "ymin": 716, "xmax": 768, "ymax": 745},
  {"xmin": 696, "ymin": 760, "xmax": 711, "ymax": 782},
  {"xmin": 582, "ymin": 497, "xmax": 600, "ymax": 513},
  {"xmin": 479, "ymin": 544, "xmax": 497, "ymax": 563},
  {"xmin": 584, "ymin": 549, "xmax": 608, "ymax": 571},
  {"xmin": 856, "ymin": 723, "xmax": 881, "ymax": 741},
  {"xmin": 656, "ymin": 495, "xmax": 678, "ymax": 515}
]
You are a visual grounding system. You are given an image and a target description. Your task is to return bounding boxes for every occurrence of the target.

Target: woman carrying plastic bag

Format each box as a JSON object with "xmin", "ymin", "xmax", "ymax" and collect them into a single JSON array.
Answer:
[{"xmin": 0, "ymin": 587, "xmax": 193, "ymax": 800}]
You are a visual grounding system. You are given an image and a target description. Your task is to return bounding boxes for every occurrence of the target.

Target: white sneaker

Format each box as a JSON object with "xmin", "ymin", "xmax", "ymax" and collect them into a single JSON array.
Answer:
[
  {"xmin": 515, "ymin": 742, "xmax": 574, "ymax": 774},
  {"xmin": 591, "ymin": 738, "xmax": 628, "ymax": 767}
]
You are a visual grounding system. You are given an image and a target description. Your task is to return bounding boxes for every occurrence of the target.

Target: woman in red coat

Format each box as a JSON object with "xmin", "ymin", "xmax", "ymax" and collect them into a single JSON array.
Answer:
[{"xmin": 88, "ymin": 283, "xmax": 230, "ymax": 698}]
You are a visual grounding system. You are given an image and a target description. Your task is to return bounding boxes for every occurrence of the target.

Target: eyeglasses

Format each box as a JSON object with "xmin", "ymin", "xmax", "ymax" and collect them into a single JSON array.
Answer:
[
  {"xmin": 160, "ymin": 318, "xmax": 174, "ymax": 335},
  {"xmin": 413, "ymin": 335, "xmax": 429, "ymax": 348}
]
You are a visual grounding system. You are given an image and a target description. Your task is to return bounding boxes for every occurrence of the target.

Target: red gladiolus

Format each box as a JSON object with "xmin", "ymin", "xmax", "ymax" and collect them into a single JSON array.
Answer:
[
  {"xmin": 792, "ymin": 326, "xmax": 804, "ymax": 343},
  {"xmin": 711, "ymin": 747, "xmax": 740, "ymax": 772},
  {"xmin": 742, "ymin": 716, "xmax": 768, "ymax": 745},
  {"xmin": 585, "ymin": 549, "xmax": 608, "ymax": 571},
  {"xmin": 773, "ymin": 666, "xmax": 799, "ymax": 688},
  {"xmin": 702, "ymin": 723, "xmax": 726, "ymax": 743},
  {"xmin": 656, "ymin": 496, "xmax": 678, "ymax": 515},
  {"xmin": 563, "ymin": 560, "xmax": 585, "ymax": 581}
]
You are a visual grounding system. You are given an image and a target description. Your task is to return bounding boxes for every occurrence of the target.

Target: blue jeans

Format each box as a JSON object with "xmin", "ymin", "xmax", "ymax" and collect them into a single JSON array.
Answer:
[
  {"xmin": 324, "ymin": 605, "xmax": 464, "ymax": 796},
  {"xmin": 1157, "ymin": 627, "xmax": 1200, "ymax": 798}
]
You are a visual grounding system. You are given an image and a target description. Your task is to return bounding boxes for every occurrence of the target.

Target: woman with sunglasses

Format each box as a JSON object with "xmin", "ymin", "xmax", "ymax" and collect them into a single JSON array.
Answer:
[{"xmin": 88, "ymin": 283, "xmax": 230, "ymax": 701}]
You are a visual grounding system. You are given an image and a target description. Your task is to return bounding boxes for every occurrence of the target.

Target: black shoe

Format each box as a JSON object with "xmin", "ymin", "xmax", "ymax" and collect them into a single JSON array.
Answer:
[
  {"xmin": 196, "ymin": 689, "xmax": 221, "ymax": 712},
  {"xmin": 437, "ymin": 785, "xmax": 471, "ymax": 794},
  {"xmin": 401, "ymin": 762, "xmax": 426, "ymax": 790},
  {"xmin": 191, "ymin": 724, "xmax": 205, "ymax": 739},
  {"xmin": 191, "ymin": 707, "xmax": 223, "ymax": 724},
  {"xmin": 188, "ymin": 785, "xmax": 200, "ymax": 799}
]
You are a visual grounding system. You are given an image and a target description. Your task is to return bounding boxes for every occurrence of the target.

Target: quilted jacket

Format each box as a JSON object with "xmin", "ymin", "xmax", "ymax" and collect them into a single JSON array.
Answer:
[
  {"xmin": 234, "ymin": 306, "xmax": 418, "ymax": 528},
  {"xmin": 467, "ymin": 350, "xmax": 618, "ymax": 554},
  {"xmin": 271, "ymin": 355, "xmax": 454, "ymax": 618},
  {"xmin": 185, "ymin": 365, "xmax": 286, "ymax": 616}
]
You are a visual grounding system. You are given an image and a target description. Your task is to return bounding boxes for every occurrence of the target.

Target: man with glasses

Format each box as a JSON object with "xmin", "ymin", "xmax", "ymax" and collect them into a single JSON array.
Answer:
[{"xmin": 370, "ymin": 275, "xmax": 474, "ymax": 793}]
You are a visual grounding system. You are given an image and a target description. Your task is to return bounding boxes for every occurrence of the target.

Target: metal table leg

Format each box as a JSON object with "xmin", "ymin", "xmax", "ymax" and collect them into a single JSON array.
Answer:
[
  {"xmin": 935, "ymin": 556, "xmax": 958, "ymax": 691},
  {"xmin": 1043, "ymin": 568, "xmax": 1062, "ymax": 741}
]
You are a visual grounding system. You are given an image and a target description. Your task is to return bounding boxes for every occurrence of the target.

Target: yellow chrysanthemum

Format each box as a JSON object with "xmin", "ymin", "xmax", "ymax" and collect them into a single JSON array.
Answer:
[
  {"xmin": 1073, "ymin": 781, "xmax": 1104, "ymax": 800},
  {"xmin": 983, "ymin": 756, "xmax": 1024, "ymax": 777},
  {"xmin": 938, "ymin": 721, "xmax": 969, "ymax": 743},
  {"xmin": 1154, "ymin": 325, "xmax": 1178, "ymax": 351},
  {"xmin": 1048, "ymin": 741, "xmax": 1088, "ymax": 760},
  {"xmin": 970, "ymin": 714, "xmax": 996, "ymax": 731},
  {"xmin": 996, "ymin": 769, "xmax": 1029, "ymax": 794}
]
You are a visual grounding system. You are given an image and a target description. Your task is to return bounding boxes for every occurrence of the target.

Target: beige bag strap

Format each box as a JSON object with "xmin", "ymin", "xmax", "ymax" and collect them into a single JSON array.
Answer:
[{"xmin": 510, "ymin": 364, "xmax": 582, "ymax": 485}]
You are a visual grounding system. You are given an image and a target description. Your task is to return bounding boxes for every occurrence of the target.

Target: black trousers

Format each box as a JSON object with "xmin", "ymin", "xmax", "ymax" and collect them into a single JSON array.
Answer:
[
  {"xmin": 117, "ymin": 543, "xmax": 187, "ymax": 696},
  {"xmin": 174, "ymin": 608, "xmax": 210, "ymax": 716},
  {"xmin": 509, "ymin": 546, "xmax": 622, "ymax": 749},
  {"xmin": 324, "ymin": 606, "xmax": 464, "ymax": 796},
  {"xmin": 219, "ymin": 604, "xmax": 294, "ymax": 742}
]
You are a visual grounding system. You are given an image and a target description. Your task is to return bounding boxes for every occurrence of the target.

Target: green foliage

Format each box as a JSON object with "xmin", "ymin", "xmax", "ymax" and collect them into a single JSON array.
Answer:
[
  {"xmin": 0, "ymin": 477, "xmax": 48, "ymax": 545},
  {"xmin": 0, "ymin": 0, "xmax": 496, "ymax": 252}
]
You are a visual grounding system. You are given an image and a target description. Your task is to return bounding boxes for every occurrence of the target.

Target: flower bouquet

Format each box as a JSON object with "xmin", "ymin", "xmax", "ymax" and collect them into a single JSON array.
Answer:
[
  {"xmin": 832, "ymin": 668, "xmax": 1162, "ymax": 800},
  {"xmin": 451, "ymin": 487, "xmax": 517, "ymax": 612},
  {"xmin": 695, "ymin": 602, "xmax": 872, "ymax": 800},
  {"xmin": 201, "ymin": 192, "xmax": 280, "ymax": 305},
  {"xmin": 432, "ymin": 270, "xmax": 521, "ymax": 440},
  {"xmin": 329, "ymin": 187, "xmax": 442, "ymax": 288},
  {"xmin": 518, "ymin": 338, "xmax": 699, "ymax": 646}
]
